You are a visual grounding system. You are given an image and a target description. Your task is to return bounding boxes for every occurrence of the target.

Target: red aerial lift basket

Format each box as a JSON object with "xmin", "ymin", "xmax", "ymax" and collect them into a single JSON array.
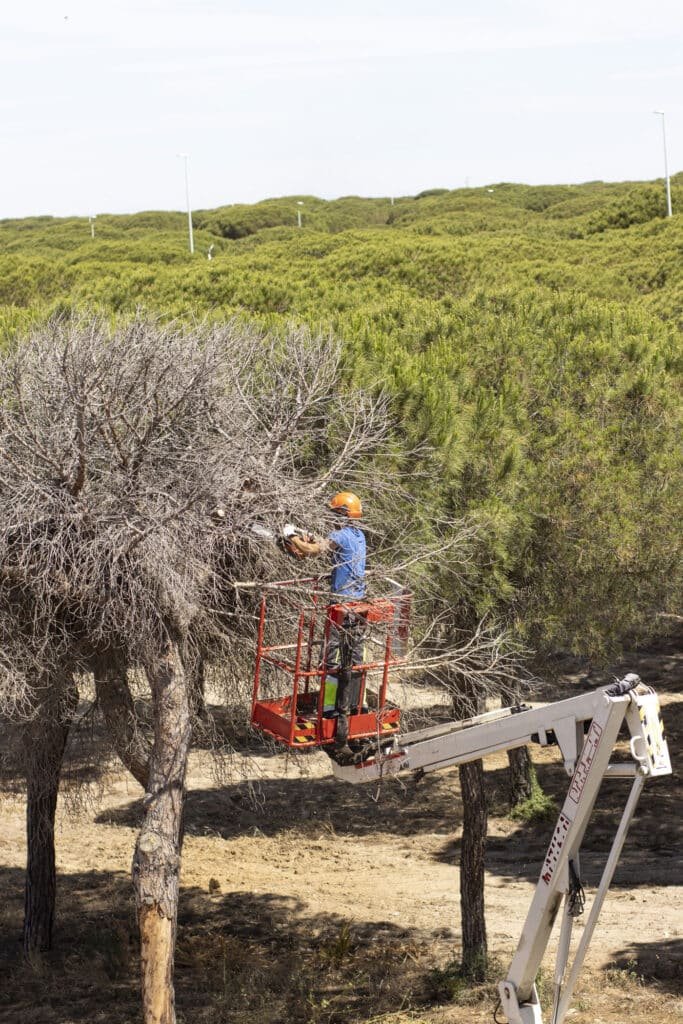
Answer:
[{"xmin": 250, "ymin": 578, "xmax": 411, "ymax": 749}]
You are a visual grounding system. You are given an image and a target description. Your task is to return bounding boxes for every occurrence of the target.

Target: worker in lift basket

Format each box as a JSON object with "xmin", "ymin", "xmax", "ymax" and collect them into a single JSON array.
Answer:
[{"xmin": 284, "ymin": 491, "xmax": 368, "ymax": 755}]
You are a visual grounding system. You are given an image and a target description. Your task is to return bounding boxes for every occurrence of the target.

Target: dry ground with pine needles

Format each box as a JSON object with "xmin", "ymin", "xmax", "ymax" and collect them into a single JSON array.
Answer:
[{"xmin": 0, "ymin": 634, "xmax": 681, "ymax": 1024}]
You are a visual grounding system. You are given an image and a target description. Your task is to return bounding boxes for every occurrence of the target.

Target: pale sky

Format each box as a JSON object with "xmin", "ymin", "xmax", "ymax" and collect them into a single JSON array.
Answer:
[{"xmin": 1, "ymin": 0, "xmax": 681, "ymax": 218}]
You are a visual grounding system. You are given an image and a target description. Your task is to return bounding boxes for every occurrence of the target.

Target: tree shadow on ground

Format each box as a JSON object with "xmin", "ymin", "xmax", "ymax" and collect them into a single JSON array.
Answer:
[
  {"xmin": 98, "ymin": 678, "xmax": 681, "ymax": 891},
  {"xmin": 432, "ymin": 672, "xmax": 682, "ymax": 891},
  {"xmin": 607, "ymin": 937, "xmax": 683, "ymax": 993},
  {"xmin": 2, "ymin": 634, "xmax": 680, "ymax": 1022},
  {"xmin": 0, "ymin": 866, "xmax": 449, "ymax": 1024},
  {"xmin": 537, "ymin": 624, "xmax": 683, "ymax": 702},
  {"xmin": 435, "ymin": 755, "xmax": 680, "ymax": 889},
  {"xmin": 94, "ymin": 662, "xmax": 682, "ymax": 913},
  {"xmin": 96, "ymin": 762, "xmax": 462, "ymax": 842}
]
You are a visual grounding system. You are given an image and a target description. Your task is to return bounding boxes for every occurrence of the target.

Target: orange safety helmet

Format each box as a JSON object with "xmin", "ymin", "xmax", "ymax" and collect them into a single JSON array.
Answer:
[{"xmin": 328, "ymin": 491, "xmax": 363, "ymax": 519}]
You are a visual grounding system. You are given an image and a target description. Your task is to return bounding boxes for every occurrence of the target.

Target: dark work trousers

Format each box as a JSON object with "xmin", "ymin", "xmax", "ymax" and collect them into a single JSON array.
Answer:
[{"xmin": 325, "ymin": 612, "xmax": 367, "ymax": 747}]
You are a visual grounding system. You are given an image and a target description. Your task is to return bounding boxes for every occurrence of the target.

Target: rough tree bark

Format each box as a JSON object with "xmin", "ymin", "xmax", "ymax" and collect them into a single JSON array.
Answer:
[
  {"xmin": 505, "ymin": 691, "xmax": 534, "ymax": 807},
  {"xmin": 454, "ymin": 686, "xmax": 488, "ymax": 979},
  {"xmin": 459, "ymin": 758, "xmax": 488, "ymax": 978},
  {"xmin": 22, "ymin": 675, "xmax": 79, "ymax": 953},
  {"xmin": 94, "ymin": 660, "xmax": 151, "ymax": 789},
  {"xmin": 132, "ymin": 638, "xmax": 192, "ymax": 1024},
  {"xmin": 188, "ymin": 657, "xmax": 206, "ymax": 722},
  {"xmin": 507, "ymin": 744, "xmax": 534, "ymax": 807}
]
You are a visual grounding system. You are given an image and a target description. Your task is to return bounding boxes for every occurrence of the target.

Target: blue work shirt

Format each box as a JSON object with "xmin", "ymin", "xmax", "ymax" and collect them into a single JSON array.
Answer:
[{"xmin": 328, "ymin": 524, "xmax": 366, "ymax": 599}]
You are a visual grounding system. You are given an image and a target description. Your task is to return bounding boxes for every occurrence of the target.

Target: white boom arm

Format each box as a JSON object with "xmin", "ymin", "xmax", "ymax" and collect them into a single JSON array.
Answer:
[{"xmin": 330, "ymin": 675, "xmax": 671, "ymax": 1024}]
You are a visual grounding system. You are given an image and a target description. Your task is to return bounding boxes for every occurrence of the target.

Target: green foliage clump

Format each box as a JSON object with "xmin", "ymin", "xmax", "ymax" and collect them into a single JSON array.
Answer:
[
  {"xmin": 510, "ymin": 770, "xmax": 557, "ymax": 823},
  {"xmin": 427, "ymin": 954, "xmax": 505, "ymax": 1000},
  {"xmin": 194, "ymin": 194, "xmax": 394, "ymax": 238},
  {"xmin": 584, "ymin": 185, "xmax": 673, "ymax": 234}
]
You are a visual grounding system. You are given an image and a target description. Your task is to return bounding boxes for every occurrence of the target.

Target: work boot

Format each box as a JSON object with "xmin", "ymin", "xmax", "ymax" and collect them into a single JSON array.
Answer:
[
  {"xmin": 331, "ymin": 744, "xmax": 355, "ymax": 765},
  {"xmin": 335, "ymin": 709, "xmax": 350, "ymax": 748}
]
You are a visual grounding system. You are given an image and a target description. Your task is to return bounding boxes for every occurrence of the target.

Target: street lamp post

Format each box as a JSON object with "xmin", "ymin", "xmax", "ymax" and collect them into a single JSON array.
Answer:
[
  {"xmin": 177, "ymin": 153, "xmax": 195, "ymax": 253},
  {"xmin": 653, "ymin": 111, "xmax": 673, "ymax": 218},
  {"xmin": 296, "ymin": 200, "xmax": 304, "ymax": 228}
]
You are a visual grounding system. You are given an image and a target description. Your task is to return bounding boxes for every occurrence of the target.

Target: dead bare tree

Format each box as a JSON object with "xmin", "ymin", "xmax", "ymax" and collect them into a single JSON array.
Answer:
[{"xmin": 0, "ymin": 315, "xmax": 392, "ymax": 1022}]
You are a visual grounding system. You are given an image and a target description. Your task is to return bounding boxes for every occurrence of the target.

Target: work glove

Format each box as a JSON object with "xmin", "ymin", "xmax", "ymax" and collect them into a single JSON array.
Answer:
[{"xmin": 279, "ymin": 523, "xmax": 307, "ymax": 559}]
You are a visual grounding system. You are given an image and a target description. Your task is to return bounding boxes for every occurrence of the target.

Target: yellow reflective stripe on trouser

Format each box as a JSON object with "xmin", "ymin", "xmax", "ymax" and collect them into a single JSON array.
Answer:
[{"xmin": 323, "ymin": 675, "xmax": 338, "ymax": 710}]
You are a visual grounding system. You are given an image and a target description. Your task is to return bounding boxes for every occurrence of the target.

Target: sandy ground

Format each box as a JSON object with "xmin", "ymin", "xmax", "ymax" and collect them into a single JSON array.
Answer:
[{"xmin": 0, "ymin": 636, "xmax": 681, "ymax": 1023}]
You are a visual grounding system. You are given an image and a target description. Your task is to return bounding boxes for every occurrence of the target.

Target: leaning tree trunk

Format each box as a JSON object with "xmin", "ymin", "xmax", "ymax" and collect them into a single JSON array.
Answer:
[
  {"xmin": 94, "ymin": 659, "xmax": 151, "ymax": 789},
  {"xmin": 132, "ymin": 638, "xmax": 192, "ymax": 1024},
  {"xmin": 23, "ymin": 675, "xmax": 79, "ymax": 953}
]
